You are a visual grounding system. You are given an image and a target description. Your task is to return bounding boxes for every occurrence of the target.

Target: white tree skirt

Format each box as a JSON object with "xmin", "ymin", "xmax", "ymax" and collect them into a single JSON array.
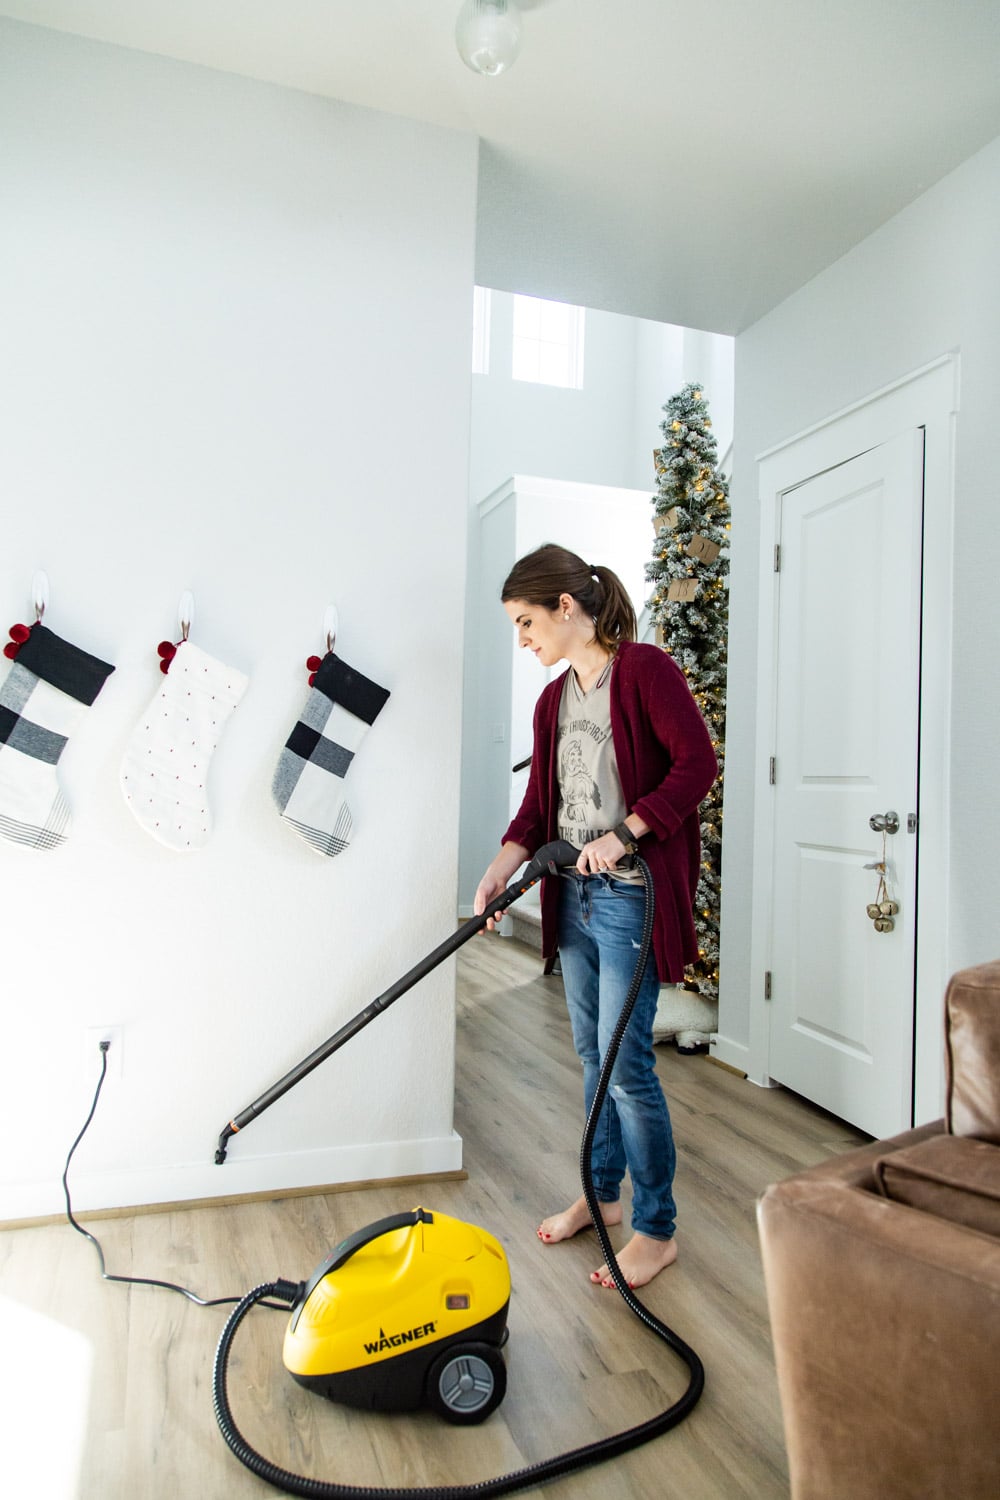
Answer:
[{"xmin": 652, "ymin": 985, "xmax": 718, "ymax": 1053}]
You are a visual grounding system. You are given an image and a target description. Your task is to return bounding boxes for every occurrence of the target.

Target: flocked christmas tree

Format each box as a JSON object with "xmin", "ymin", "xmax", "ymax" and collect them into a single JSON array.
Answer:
[{"xmin": 646, "ymin": 382, "xmax": 730, "ymax": 1000}]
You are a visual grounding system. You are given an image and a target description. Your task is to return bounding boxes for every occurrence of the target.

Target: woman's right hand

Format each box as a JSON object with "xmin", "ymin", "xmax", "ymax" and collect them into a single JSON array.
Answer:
[
  {"xmin": 474, "ymin": 872, "xmax": 507, "ymax": 932},
  {"xmin": 474, "ymin": 843, "xmax": 529, "ymax": 931}
]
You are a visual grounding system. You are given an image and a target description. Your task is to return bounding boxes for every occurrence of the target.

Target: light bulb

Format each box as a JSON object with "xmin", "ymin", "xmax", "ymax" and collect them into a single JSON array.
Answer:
[{"xmin": 456, "ymin": 0, "xmax": 522, "ymax": 77}]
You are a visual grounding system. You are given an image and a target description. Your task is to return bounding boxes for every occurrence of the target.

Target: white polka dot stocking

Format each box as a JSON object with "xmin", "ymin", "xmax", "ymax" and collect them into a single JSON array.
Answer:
[{"xmin": 121, "ymin": 640, "xmax": 248, "ymax": 851}]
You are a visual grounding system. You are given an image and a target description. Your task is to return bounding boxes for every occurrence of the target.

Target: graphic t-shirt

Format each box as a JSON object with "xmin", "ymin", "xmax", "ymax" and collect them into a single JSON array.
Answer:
[{"xmin": 556, "ymin": 660, "xmax": 641, "ymax": 881}]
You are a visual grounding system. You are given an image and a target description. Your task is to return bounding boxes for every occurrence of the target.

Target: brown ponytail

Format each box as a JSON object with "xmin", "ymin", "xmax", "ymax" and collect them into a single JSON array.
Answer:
[{"xmin": 501, "ymin": 543, "xmax": 636, "ymax": 652}]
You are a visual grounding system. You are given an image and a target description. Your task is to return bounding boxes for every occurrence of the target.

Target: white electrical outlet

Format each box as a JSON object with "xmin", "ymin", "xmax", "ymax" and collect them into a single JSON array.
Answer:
[{"xmin": 85, "ymin": 1024, "xmax": 124, "ymax": 1078}]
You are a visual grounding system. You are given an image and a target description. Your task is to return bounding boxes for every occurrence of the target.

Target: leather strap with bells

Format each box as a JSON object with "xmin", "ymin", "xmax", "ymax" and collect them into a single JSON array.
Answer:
[{"xmin": 865, "ymin": 830, "xmax": 899, "ymax": 933}]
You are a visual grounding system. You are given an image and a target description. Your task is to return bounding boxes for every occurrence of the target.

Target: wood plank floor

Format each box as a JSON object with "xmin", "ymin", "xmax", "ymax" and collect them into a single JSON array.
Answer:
[{"xmin": 1, "ymin": 935, "xmax": 868, "ymax": 1499}]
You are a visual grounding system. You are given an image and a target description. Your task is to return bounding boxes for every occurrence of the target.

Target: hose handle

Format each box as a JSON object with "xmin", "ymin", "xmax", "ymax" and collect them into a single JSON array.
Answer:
[
  {"xmin": 290, "ymin": 1208, "xmax": 435, "ymax": 1331},
  {"xmin": 518, "ymin": 838, "xmax": 580, "ymax": 882},
  {"xmin": 478, "ymin": 840, "xmax": 581, "ymax": 926}
]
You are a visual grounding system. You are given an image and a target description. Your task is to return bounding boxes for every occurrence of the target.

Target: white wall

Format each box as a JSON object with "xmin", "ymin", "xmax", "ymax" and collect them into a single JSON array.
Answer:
[
  {"xmin": 469, "ymin": 294, "xmax": 641, "ymax": 499},
  {"xmin": 0, "ymin": 21, "xmax": 478, "ymax": 1218},
  {"xmin": 720, "ymin": 131, "xmax": 1000, "ymax": 1065},
  {"xmin": 469, "ymin": 293, "xmax": 734, "ymax": 501}
]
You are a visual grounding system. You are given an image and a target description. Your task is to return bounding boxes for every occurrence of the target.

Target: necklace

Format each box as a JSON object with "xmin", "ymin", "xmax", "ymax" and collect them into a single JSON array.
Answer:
[{"xmin": 573, "ymin": 655, "xmax": 613, "ymax": 697}]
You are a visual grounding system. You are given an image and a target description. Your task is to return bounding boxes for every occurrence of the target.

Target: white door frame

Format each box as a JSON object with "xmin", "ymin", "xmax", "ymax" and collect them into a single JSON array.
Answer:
[{"xmin": 746, "ymin": 354, "xmax": 959, "ymax": 1127}]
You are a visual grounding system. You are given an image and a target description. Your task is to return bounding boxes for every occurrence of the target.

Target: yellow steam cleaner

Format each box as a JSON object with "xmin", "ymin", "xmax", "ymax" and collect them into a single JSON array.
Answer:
[
  {"xmin": 211, "ymin": 841, "xmax": 704, "ymax": 1496},
  {"xmin": 283, "ymin": 1206, "xmax": 510, "ymax": 1424}
]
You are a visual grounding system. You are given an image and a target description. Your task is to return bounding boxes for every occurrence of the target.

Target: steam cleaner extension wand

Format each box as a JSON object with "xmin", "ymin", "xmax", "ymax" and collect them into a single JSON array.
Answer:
[{"xmin": 215, "ymin": 841, "xmax": 586, "ymax": 1164}]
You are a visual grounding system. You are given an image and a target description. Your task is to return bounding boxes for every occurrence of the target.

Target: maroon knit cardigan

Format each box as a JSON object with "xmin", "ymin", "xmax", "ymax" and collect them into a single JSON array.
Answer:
[{"xmin": 502, "ymin": 640, "xmax": 718, "ymax": 983}]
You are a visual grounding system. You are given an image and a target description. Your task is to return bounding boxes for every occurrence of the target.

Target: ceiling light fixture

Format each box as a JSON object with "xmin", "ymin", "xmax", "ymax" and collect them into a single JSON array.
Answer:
[{"xmin": 456, "ymin": 0, "xmax": 522, "ymax": 78}]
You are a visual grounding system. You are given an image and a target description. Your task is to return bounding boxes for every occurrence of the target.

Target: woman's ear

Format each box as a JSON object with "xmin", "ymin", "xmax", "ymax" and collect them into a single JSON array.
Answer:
[{"xmin": 558, "ymin": 592, "xmax": 574, "ymax": 619}]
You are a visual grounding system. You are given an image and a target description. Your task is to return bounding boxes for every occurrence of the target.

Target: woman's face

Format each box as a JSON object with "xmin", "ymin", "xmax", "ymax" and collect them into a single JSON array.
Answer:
[{"xmin": 504, "ymin": 596, "xmax": 571, "ymax": 667}]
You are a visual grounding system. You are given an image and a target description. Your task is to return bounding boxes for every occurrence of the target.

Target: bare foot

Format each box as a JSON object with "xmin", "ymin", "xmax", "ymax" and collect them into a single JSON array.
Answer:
[
  {"xmin": 537, "ymin": 1193, "xmax": 622, "ymax": 1244},
  {"xmin": 591, "ymin": 1232, "xmax": 678, "ymax": 1289}
]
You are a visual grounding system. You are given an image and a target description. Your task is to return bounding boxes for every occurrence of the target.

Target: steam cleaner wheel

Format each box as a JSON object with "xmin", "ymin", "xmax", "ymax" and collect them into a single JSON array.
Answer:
[{"xmin": 426, "ymin": 1341, "xmax": 507, "ymax": 1425}]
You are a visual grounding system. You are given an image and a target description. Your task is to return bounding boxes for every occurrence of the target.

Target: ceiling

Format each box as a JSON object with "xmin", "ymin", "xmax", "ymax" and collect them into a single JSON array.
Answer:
[{"xmin": 3, "ymin": 0, "xmax": 1000, "ymax": 333}]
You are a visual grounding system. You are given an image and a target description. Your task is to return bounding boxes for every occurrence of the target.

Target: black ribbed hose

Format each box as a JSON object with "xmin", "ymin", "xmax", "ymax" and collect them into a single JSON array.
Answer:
[{"xmin": 212, "ymin": 856, "xmax": 704, "ymax": 1496}]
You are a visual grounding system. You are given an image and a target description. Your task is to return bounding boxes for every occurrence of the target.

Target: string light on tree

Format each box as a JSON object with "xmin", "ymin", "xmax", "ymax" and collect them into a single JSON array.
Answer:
[{"xmin": 647, "ymin": 382, "xmax": 730, "ymax": 1003}]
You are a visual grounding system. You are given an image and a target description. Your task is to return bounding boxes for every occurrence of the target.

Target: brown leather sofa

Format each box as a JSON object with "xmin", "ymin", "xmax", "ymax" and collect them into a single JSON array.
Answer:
[{"xmin": 757, "ymin": 961, "xmax": 1000, "ymax": 1499}]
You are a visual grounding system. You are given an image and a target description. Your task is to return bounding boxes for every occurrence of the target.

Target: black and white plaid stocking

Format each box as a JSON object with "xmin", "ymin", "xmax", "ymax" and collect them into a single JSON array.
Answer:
[
  {"xmin": 273, "ymin": 651, "xmax": 390, "ymax": 857},
  {"xmin": 0, "ymin": 622, "xmax": 115, "ymax": 850}
]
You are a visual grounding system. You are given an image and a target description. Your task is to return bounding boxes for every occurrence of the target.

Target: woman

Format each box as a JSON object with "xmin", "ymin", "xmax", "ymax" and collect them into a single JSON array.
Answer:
[{"xmin": 474, "ymin": 544, "xmax": 717, "ymax": 1289}]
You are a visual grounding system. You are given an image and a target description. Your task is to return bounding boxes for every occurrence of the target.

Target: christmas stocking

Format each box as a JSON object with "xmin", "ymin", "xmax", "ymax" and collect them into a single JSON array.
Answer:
[
  {"xmin": 0, "ymin": 620, "xmax": 115, "ymax": 851},
  {"xmin": 121, "ymin": 638, "xmax": 248, "ymax": 851},
  {"xmin": 273, "ymin": 650, "xmax": 390, "ymax": 857}
]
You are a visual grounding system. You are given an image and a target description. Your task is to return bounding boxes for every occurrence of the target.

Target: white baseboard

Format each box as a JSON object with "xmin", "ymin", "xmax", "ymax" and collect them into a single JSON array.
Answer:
[
  {"xmin": 710, "ymin": 1032, "xmax": 780, "ymax": 1087},
  {"xmin": 708, "ymin": 1032, "xmax": 751, "ymax": 1074},
  {"xmin": 2, "ymin": 1133, "xmax": 465, "ymax": 1223}
]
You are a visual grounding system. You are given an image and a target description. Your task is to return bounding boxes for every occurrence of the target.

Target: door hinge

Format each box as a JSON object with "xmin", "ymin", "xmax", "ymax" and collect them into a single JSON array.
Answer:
[
  {"xmin": 774, "ymin": 544, "xmax": 781, "ymax": 572},
  {"xmin": 764, "ymin": 971, "xmax": 772, "ymax": 1001},
  {"xmin": 769, "ymin": 756, "xmax": 776, "ymax": 785}
]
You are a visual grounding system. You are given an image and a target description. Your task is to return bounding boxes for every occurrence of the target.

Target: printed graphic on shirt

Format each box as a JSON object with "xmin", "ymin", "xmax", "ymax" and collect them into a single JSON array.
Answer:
[{"xmin": 559, "ymin": 732, "xmax": 603, "ymax": 827}]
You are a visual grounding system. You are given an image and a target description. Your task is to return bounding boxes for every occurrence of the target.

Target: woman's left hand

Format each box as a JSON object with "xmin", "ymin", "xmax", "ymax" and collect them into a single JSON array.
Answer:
[{"xmin": 576, "ymin": 830, "xmax": 627, "ymax": 875}]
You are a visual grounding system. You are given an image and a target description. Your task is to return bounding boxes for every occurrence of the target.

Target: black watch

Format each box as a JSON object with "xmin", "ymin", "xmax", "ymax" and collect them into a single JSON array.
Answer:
[{"xmin": 613, "ymin": 822, "xmax": 639, "ymax": 855}]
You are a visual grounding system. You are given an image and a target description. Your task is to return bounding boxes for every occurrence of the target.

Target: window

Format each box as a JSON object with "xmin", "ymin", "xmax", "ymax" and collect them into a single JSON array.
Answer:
[
  {"xmin": 511, "ymin": 294, "xmax": 585, "ymax": 389},
  {"xmin": 472, "ymin": 285, "xmax": 491, "ymax": 375}
]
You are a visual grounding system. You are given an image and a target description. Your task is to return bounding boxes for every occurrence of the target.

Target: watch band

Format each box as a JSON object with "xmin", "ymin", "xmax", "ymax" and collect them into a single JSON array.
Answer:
[{"xmin": 613, "ymin": 821, "xmax": 639, "ymax": 854}]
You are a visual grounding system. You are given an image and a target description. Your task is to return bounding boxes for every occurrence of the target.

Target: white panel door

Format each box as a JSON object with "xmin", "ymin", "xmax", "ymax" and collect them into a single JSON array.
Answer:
[{"xmin": 768, "ymin": 429, "xmax": 924, "ymax": 1138}]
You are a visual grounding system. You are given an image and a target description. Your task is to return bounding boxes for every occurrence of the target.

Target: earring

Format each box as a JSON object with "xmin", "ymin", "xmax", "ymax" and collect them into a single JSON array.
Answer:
[{"xmin": 563, "ymin": 612, "xmax": 570, "ymax": 621}]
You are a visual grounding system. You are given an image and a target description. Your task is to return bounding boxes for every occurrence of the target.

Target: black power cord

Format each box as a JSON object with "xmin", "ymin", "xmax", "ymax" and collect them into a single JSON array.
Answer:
[{"xmin": 63, "ymin": 1041, "xmax": 292, "ymax": 1311}]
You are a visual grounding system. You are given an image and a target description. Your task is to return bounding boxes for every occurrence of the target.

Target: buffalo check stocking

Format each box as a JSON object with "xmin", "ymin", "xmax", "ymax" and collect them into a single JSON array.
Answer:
[
  {"xmin": 273, "ymin": 652, "xmax": 389, "ymax": 857},
  {"xmin": 0, "ymin": 622, "xmax": 115, "ymax": 851}
]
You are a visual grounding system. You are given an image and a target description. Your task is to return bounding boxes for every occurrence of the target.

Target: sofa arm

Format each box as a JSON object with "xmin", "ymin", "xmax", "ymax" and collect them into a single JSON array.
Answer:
[
  {"xmin": 946, "ymin": 960, "xmax": 1000, "ymax": 1142},
  {"xmin": 777, "ymin": 1119, "xmax": 944, "ymax": 1192},
  {"xmin": 758, "ymin": 1170, "xmax": 1000, "ymax": 1499}
]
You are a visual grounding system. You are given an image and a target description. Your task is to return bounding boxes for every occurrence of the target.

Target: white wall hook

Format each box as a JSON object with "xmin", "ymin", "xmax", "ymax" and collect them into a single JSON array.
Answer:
[
  {"xmin": 178, "ymin": 590, "xmax": 194, "ymax": 642},
  {"xmin": 323, "ymin": 603, "xmax": 338, "ymax": 655},
  {"xmin": 31, "ymin": 570, "xmax": 49, "ymax": 622}
]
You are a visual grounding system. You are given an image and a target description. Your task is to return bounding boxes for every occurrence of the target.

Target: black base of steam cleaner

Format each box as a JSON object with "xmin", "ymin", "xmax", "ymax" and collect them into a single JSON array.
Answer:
[{"xmin": 210, "ymin": 840, "xmax": 705, "ymax": 1497}]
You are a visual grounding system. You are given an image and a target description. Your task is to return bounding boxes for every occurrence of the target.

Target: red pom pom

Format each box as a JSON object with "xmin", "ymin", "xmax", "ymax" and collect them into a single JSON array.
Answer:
[
  {"xmin": 306, "ymin": 655, "xmax": 322, "ymax": 673},
  {"xmin": 9, "ymin": 623, "xmax": 30, "ymax": 643},
  {"xmin": 307, "ymin": 672, "xmax": 316, "ymax": 687},
  {"xmin": 159, "ymin": 659, "xmax": 171, "ymax": 674},
  {"xmin": 3, "ymin": 641, "xmax": 19, "ymax": 660},
  {"xmin": 157, "ymin": 640, "xmax": 177, "ymax": 660}
]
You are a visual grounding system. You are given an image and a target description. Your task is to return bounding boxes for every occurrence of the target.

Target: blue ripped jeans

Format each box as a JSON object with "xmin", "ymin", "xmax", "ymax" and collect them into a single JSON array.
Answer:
[{"xmin": 557, "ymin": 874, "xmax": 677, "ymax": 1241}]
